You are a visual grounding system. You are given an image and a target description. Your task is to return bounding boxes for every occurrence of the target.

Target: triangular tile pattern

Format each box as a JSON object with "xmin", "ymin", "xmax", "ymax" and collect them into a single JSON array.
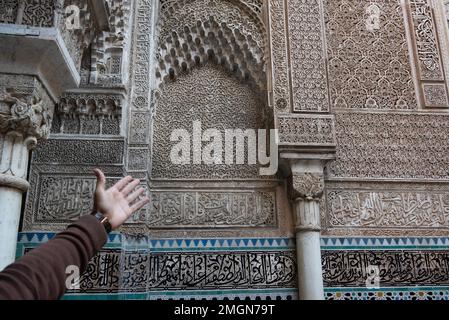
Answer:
[
  {"xmin": 321, "ymin": 237, "xmax": 449, "ymax": 248},
  {"xmin": 17, "ymin": 232, "xmax": 449, "ymax": 250}
]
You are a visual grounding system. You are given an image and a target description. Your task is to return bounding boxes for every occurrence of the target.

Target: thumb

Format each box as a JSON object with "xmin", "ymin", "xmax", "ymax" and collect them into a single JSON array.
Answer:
[{"xmin": 94, "ymin": 169, "xmax": 106, "ymax": 192}]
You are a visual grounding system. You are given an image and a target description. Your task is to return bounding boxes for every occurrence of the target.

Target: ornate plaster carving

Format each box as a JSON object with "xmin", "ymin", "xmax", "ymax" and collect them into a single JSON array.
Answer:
[
  {"xmin": 0, "ymin": 74, "xmax": 53, "ymax": 140},
  {"xmin": 325, "ymin": 0, "xmax": 417, "ymax": 110},
  {"xmin": 323, "ymin": 249, "xmax": 449, "ymax": 287},
  {"xmin": 405, "ymin": 0, "xmax": 449, "ymax": 108},
  {"xmin": 328, "ymin": 112, "xmax": 449, "ymax": 180},
  {"xmin": 268, "ymin": 0, "xmax": 290, "ymax": 112},
  {"xmin": 155, "ymin": 17, "xmax": 266, "ymax": 93},
  {"xmin": 82, "ymin": 0, "xmax": 133, "ymax": 87},
  {"xmin": 287, "ymin": 0, "xmax": 329, "ymax": 112},
  {"xmin": 151, "ymin": 65, "xmax": 266, "ymax": 180},
  {"xmin": 51, "ymin": 92, "xmax": 122, "ymax": 136},
  {"xmin": 277, "ymin": 114, "xmax": 336, "ymax": 147},
  {"xmin": 292, "ymin": 173, "xmax": 325, "ymax": 201}
]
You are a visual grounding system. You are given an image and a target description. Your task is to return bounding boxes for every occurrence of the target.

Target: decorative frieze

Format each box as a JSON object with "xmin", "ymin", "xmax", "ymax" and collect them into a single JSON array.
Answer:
[
  {"xmin": 24, "ymin": 173, "xmax": 276, "ymax": 228},
  {"xmin": 51, "ymin": 92, "xmax": 122, "ymax": 136},
  {"xmin": 277, "ymin": 114, "xmax": 336, "ymax": 147},
  {"xmin": 32, "ymin": 138, "xmax": 125, "ymax": 164},
  {"xmin": 148, "ymin": 190, "xmax": 276, "ymax": 228},
  {"xmin": 69, "ymin": 249, "xmax": 297, "ymax": 293},
  {"xmin": 35, "ymin": 176, "xmax": 96, "ymax": 223},
  {"xmin": 322, "ymin": 250, "xmax": 449, "ymax": 287},
  {"xmin": 326, "ymin": 189, "xmax": 449, "ymax": 229},
  {"xmin": 23, "ymin": 164, "xmax": 124, "ymax": 231},
  {"xmin": 129, "ymin": 0, "xmax": 155, "ymax": 111}
]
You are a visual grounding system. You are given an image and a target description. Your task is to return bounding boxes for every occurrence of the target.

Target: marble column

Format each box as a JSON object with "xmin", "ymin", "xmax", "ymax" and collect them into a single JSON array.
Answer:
[
  {"xmin": 0, "ymin": 75, "xmax": 53, "ymax": 270},
  {"xmin": 0, "ymin": 133, "xmax": 37, "ymax": 270},
  {"xmin": 290, "ymin": 159, "xmax": 327, "ymax": 300}
]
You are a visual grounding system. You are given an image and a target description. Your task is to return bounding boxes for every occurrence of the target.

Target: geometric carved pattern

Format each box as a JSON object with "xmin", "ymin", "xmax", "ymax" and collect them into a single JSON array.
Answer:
[
  {"xmin": 288, "ymin": 0, "xmax": 330, "ymax": 112},
  {"xmin": 325, "ymin": 0, "xmax": 417, "ymax": 110},
  {"xmin": 0, "ymin": 0, "xmax": 53, "ymax": 26},
  {"xmin": 329, "ymin": 112, "xmax": 449, "ymax": 180},
  {"xmin": 32, "ymin": 139, "xmax": 125, "ymax": 165}
]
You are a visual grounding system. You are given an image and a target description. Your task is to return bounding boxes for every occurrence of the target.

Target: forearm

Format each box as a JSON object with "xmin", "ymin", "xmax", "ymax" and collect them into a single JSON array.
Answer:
[{"xmin": 0, "ymin": 215, "xmax": 107, "ymax": 300}]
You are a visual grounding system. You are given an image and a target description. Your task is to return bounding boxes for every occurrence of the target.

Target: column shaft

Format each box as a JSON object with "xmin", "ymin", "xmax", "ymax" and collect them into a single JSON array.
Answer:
[{"xmin": 294, "ymin": 199, "xmax": 324, "ymax": 300}]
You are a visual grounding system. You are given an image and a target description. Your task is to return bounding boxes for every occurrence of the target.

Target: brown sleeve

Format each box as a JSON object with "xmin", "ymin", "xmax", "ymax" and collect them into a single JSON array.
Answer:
[{"xmin": 0, "ymin": 215, "xmax": 108, "ymax": 300}]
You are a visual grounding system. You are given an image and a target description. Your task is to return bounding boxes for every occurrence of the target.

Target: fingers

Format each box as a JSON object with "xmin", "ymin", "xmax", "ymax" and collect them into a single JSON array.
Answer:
[
  {"xmin": 113, "ymin": 175, "xmax": 133, "ymax": 191},
  {"xmin": 94, "ymin": 169, "xmax": 106, "ymax": 192},
  {"xmin": 122, "ymin": 179, "xmax": 141, "ymax": 196},
  {"xmin": 130, "ymin": 197, "xmax": 150, "ymax": 214},
  {"xmin": 127, "ymin": 187, "xmax": 145, "ymax": 203}
]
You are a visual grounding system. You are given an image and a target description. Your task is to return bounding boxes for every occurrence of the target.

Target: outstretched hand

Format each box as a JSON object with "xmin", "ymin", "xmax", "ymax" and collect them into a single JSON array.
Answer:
[{"xmin": 93, "ymin": 169, "xmax": 150, "ymax": 230}]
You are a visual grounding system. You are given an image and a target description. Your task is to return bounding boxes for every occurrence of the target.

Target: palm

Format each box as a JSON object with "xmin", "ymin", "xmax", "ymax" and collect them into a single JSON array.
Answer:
[{"xmin": 93, "ymin": 169, "xmax": 150, "ymax": 230}]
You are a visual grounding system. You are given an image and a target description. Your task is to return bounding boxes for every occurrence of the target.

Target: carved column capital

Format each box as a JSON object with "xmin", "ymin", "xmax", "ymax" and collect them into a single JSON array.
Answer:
[
  {"xmin": 0, "ymin": 94, "xmax": 52, "ymax": 140},
  {"xmin": 291, "ymin": 173, "xmax": 323, "ymax": 232},
  {"xmin": 0, "ymin": 74, "xmax": 54, "ymax": 140},
  {"xmin": 0, "ymin": 74, "xmax": 55, "ymax": 192},
  {"xmin": 284, "ymin": 158, "xmax": 332, "ymax": 233},
  {"xmin": 292, "ymin": 172, "xmax": 324, "ymax": 201}
]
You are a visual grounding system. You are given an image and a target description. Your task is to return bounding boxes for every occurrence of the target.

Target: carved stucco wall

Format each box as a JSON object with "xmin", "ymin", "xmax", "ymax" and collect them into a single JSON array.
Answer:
[
  {"xmin": 20, "ymin": 0, "xmax": 296, "ymax": 299},
  {"xmin": 317, "ymin": 0, "xmax": 449, "ymax": 300},
  {"xmin": 321, "ymin": 0, "xmax": 449, "ymax": 238},
  {"xmin": 17, "ymin": 0, "xmax": 449, "ymax": 299}
]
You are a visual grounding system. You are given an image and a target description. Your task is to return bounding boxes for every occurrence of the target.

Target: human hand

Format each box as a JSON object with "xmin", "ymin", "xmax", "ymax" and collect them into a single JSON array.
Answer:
[{"xmin": 93, "ymin": 169, "xmax": 150, "ymax": 230}]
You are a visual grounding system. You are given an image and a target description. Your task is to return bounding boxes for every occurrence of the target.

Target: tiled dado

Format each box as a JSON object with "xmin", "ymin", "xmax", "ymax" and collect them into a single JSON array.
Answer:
[
  {"xmin": 16, "ymin": 233, "xmax": 298, "ymax": 300},
  {"xmin": 16, "ymin": 234, "xmax": 449, "ymax": 300},
  {"xmin": 321, "ymin": 237, "xmax": 449, "ymax": 300}
]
